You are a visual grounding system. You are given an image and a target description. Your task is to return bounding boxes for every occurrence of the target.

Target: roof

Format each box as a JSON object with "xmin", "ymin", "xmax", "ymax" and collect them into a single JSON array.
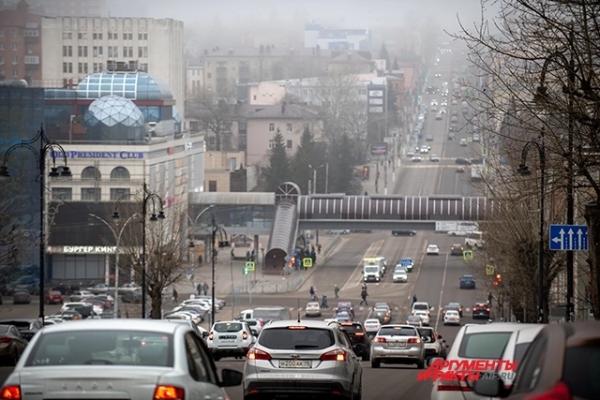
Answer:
[
  {"xmin": 240, "ymin": 103, "xmax": 320, "ymax": 120},
  {"xmin": 463, "ymin": 322, "xmax": 541, "ymax": 334},
  {"xmin": 264, "ymin": 319, "xmax": 333, "ymax": 329},
  {"xmin": 39, "ymin": 319, "xmax": 183, "ymax": 334}
]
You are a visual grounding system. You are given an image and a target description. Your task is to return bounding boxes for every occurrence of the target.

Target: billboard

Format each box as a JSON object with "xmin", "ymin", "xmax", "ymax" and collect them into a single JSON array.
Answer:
[{"xmin": 370, "ymin": 143, "xmax": 388, "ymax": 156}]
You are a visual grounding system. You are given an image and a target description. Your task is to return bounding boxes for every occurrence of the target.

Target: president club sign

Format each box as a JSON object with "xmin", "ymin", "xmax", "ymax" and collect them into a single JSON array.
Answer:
[{"xmin": 53, "ymin": 151, "xmax": 144, "ymax": 160}]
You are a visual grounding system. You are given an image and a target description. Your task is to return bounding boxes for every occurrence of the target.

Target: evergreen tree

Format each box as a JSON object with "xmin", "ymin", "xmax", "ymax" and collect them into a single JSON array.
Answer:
[
  {"xmin": 291, "ymin": 127, "xmax": 327, "ymax": 194},
  {"xmin": 262, "ymin": 131, "xmax": 290, "ymax": 191},
  {"xmin": 379, "ymin": 44, "xmax": 390, "ymax": 69},
  {"xmin": 328, "ymin": 134, "xmax": 360, "ymax": 194}
]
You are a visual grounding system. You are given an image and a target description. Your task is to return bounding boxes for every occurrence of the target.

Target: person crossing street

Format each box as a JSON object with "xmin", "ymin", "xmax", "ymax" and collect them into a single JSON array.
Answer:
[{"xmin": 360, "ymin": 284, "xmax": 369, "ymax": 306}]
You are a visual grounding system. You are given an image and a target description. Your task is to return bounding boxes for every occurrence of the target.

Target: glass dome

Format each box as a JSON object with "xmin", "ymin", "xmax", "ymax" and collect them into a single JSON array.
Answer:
[
  {"xmin": 85, "ymin": 95, "xmax": 144, "ymax": 127},
  {"xmin": 77, "ymin": 72, "xmax": 173, "ymax": 101}
]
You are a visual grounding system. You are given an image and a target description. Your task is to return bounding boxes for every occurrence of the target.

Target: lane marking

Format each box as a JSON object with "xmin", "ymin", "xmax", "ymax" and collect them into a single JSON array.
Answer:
[{"xmin": 434, "ymin": 253, "xmax": 450, "ymax": 332}]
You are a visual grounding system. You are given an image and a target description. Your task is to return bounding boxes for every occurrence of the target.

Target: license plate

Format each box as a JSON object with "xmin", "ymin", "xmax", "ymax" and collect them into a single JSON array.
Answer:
[
  {"xmin": 279, "ymin": 359, "xmax": 311, "ymax": 369},
  {"xmin": 389, "ymin": 342, "xmax": 406, "ymax": 348}
]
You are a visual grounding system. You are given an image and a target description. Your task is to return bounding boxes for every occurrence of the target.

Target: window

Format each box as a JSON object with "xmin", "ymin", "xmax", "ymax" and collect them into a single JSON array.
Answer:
[
  {"xmin": 81, "ymin": 166, "xmax": 101, "ymax": 180},
  {"xmin": 62, "ymin": 62, "xmax": 72, "ymax": 73},
  {"xmin": 78, "ymin": 46, "xmax": 88, "ymax": 57},
  {"xmin": 139, "ymin": 63, "xmax": 148, "ymax": 72},
  {"xmin": 62, "ymin": 32, "xmax": 72, "ymax": 40},
  {"xmin": 110, "ymin": 188, "xmax": 130, "ymax": 201},
  {"xmin": 137, "ymin": 46, "xmax": 147, "ymax": 58},
  {"xmin": 208, "ymin": 180, "xmax": 217, "ymax": 192},
  {"xmin": 122, "ymin": 46, "xmax": 133, "ymax": 57},
  {"xmin": 92, "ymin": 32, "xmax": 103, "ymax": 40},
  {"xmin": 77, "ymin": 32, "xmax": 87, "ymax": 40},
  {"xmin": 269, "ymin": 123, "xmax": 275, "ymax": 132},
  {"xmin": 286, "ymin": 140, "xmax": 293, "ymax": 149},
  {"xmin": 12, "ymin": 55, "xmax": 17, "ymax": 64},
  {"xmin": 512, "ymin": 334, "xmax": 547, "ymax": 394},
  {"xmin": 108, "ymin": 46, "xmax": 118, "ymax": 57},
  {"xmin": 110, "ymin": 166, "xmax": 130, "ymax": 180},
  {"xmin": 81, "ymin": 188, "xmax": 101, "ymax": 201},
  {"xmin": 138, "ymin": 32, "xmax": 148, "ymax": 40},
  {"xmin": 108, "ymin": 32, "xmax": 118, "ymax": 40},
  {"xmin": 0, "ymin": 43, "xmax": 3, "ymax": 50},
  {"xmin": 258, "ymin": 328, "xmax": 334, "ymax": 350},
  {"xmin": 184, "ymin": 333, "xmax": 214, "ymax": 383},
  {"xmin": 92, "ymin": 46, "xmax": 103, "ymax": 57},
  {"xmin": 52, "ymin": 188, "xmax": 72, "ymax": 201},
  {"xmin": 123, "ymin": 33, "xmax": 133, "ymax": 40},
  {"xmin": 286, "ymin": 123, "xmax": 293, "ymax": 131},
  {"xmin": 0, "ymin": 55, "xmax": 3, "ymax": 65},
  {"xmin": 78, "ymin": 62, "xmax": 88, "ymax": 74},
  {"xmin": 458, "ymin": 332, "xmax": 512, "ymax": 359},
  {"xmin": 62, "ymin": 46, "xmax": 72, "ymax": 57}
]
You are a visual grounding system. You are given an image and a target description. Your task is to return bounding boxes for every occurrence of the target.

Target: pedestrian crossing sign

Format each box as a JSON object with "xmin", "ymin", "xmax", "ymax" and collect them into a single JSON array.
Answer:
[
  {"xmin": 244, "ymin": 261, "xmax": 256, "ymax": 274},
  {"xmin": 485, "ymin": 264, "xmax": 495, "ymax": 276},
  {"xmin": 463, "ymin": 250, "xmax": 474, "ymax": 261},
  {"xmin": 302, "ymin": 257, "xmax": 313, "ymax": 268}
]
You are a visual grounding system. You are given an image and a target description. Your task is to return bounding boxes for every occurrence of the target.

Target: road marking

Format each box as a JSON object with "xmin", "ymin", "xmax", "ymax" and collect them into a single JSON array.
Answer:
[
  {"xmin": 341, "ymin": 240, "xmax": 385, "ymax": 291},
  {"xmin": 434, "ymin": 253, "xmax": 449, "ymax": 332}
]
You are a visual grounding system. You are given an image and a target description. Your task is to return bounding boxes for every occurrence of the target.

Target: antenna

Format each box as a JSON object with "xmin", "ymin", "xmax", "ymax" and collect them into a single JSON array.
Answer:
[{"xmin": 297, "ymin": 298, "xmax": 301, "ymax": 323}]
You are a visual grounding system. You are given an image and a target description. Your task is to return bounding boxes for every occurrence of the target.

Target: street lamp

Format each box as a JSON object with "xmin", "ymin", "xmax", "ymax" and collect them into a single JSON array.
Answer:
[
  {"xmin": 534, "ymin": 30, "xmax": 576, "ymax": 321},
  {"xmin": 0, "ymin": 126, "xmax": 72, "ymax": 322},
  {"xmin": 308, "ymin": 163, "xmax": 329, "ymax": 194},
  {"xmin": 89, "ymin": 212, "xmax": 139, "ymax": 318},
  {"xmin": 141, "ymin": 183, "xmax": 165, "ymax": 318},
  {"xmin": 517, "ymin": 129, "xmax": 547, "ymax": 323}
]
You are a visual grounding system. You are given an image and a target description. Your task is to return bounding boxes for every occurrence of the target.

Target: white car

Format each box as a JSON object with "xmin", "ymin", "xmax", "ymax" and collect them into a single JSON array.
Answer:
[
  {"xmin": 363, "ymin": 318, "xmax": 381, "ymax": 334},
  {"xmin": 304, "ymin": 301, "xmax": 321, "ymax": 317},
  {"xmin": 429, "ymin": 154, "xmax": 440, "ymax": 162},
  {"xmin": 207, "ymin": 320, "xmax": 254, "ymax": 361},
  {"xmin": 443, "ymin": 310, "xmax": 461, "ymax": 325},
  {"xmin": 392, "ymin": 267, "xmax": 408, "ymax": 283},
  {"xmin": 426, "ymin": 244, "xmax": 440, "ymax": 255},
  {"xmin": 413, "ymin": 310, "xmax": 430, "ymax": 326},
  {"xmin": 411, "ymin": 155, "xmax": 423, "ymax": 162},
  {"xmin": 420, "ymin": 146, "xmax": 429, "ymax": 154},
  {"xmin": 411, "ymin": 302, "xmax": 432, "ymax": 315}
]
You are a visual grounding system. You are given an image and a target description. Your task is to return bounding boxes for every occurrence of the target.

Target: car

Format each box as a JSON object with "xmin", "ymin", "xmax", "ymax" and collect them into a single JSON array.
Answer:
[
  {"xmin": 450, "ymin": 244, "xmax": 464, "ymax": 256},
  {"xmin": 393, "ymin": 266, "xmax": 408, "ymax": 283},
  {"xmin": 406, "ymin": 315, "xmax": 423, "ymax": 327},
  {"xmin": 443, "ymin": 310, "xmax": 461, "ymax": 326},
  {"xmin": 164, "ymin": 311, "xmax": 204, "ymax": 327},
  {"xmin": 0, "ymin": 325, "xmax": 28, "ymax": 365},
  {"xmin": 243, "ymin": 319, "xmax": 362, "ymax": 399},
  {"xmin": 431, "ymin": 99, "xmax": 439, "ymax": 106},
  {"xmin": 429, "ymin": 154, "xmax": 440, "ymax": 162},
  {"xmin": 370, "ymin": 324, "xmax": 425, "ymax": 369},
  {"xmin": 304, "ymin": 301, "xmax": 321, "ymax": 317},
  {"xmin": 0, "ymin": 319, "xmax": 242, "ymax": 399},
  {"xmin": 472, "ymin": 133, "xmax": 481, "ymax": 142},
  {"xmin": 411, "ymin": 155, "xmax": 423, "ymax": 162},
  {"xmin": 459, "ymin": 138, "xmax": 468, "ymax": 146},
  {"xmin": 420, "ymin": 146, "xmax": 429, "ymax": 154},
  {"xmin": 443, "ymin": 302, "xmax": 464, "ymax": 317},
  {"xmin": 44, "ymin": 290, "xmax": 64, "ymax": 304},
  {"xmin": 392, "ymin": 229, "xmax": 416, "ymax": 236},
  {"xmin": 0, "ymin": 319, "xmax": 40, "ymax": 343},
  {"xmin": 60, "ymin": 302, "xmax": 96, "ymax": 319},
  {"xmin": 455, "ymin": 157, "xmax": 471, "ymax": 165},
  {"xmin": 426, "ymin": 244, "xmax": 440, "ymax": 255},
  {"xmin": 471, "ymin": 322, "xmax": 599, "ymax": 399},
  {"xmin": 87, "ymin": 283, "xmax": 110, "ymax": 293},
  {"xmin": 413, "ymin": 310, "xmax": 431, "ymax": 326},
  {"xmin": 12, "ymin": 290, "xmax": 31, "ymax": 304},
  {"xmin": 406, "ymin": 151, "xmax": 415, "ymax": 158},
  {"xmin": 435, "ymin": 113, "xmax": 443, "ymax": 120},
  {"xmin": 459, "ymin": 274, "xmax": 476, "ymax": 289},
  {"xmin": 418, "ymin": 327, "xmax": 445, "ymax": 359},
  {"xmin": 398, "ymin": 257, "xmax": 415, "ymax": 272},
  {"xmin": 430, "ymin": 323, "xmax": 544, "ymax": 399},
  {"xmin": 244, "ymin": 319, "xmax": 265, "ymax": 336},
  {"xmin": 207, "ymin": 320, "xmax": 254, "ymax": 360},
  {"xmin": 69, "ymin": 290, "xmax": 94, "ymax": 302},
  {"xmin": 338, "ymin": 321, "xmax": 371, "ymax": 361},
  {"xmin": 426, "ymin": 134, "xmax": 434, "ymax": 141},
  {"xmin": 472, "ymin": 302, "xmax": 491, "ymax": 319},
  {"xmin": 372, "ymin": 303, "xmax": 392, "ymax": 324},
  {"xmin": 411, "ymin": 301, "xmax": 432, "ymax": 315},
  {"xmin": 334, "ymin": 301, "xmax": 355, "ymax": 319},
  {"xmin": 363, "ymin": 319, "xmax": 381, "ymax": 335},
  {"xmin": 118, "ymin": 282, "xmax": 140, "ymax": 292},
  {"xmin": 456, "ymin": 166, "xmax": 466, "ymax": 173},
  {"xmin": 120, "ymin": 288, "xmax": 142, "ymax": 303},
  {"xmin": 335, "ymin": 310, "xmax": 352, "ymax": 323}
]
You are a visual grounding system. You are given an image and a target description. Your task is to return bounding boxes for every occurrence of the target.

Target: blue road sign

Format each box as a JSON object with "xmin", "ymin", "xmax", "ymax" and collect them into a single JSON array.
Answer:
[{"xmin": 549, "ymin": 224, "xmax": 588, "ymax": 251}]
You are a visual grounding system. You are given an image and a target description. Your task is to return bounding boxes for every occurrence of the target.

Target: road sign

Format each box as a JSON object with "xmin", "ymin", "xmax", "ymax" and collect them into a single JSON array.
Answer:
[
  {"xmin": 245, "ymin": 261, "xmax": 256, "ymax": 272},
  {"xmin": 463, "ymin": 250, "xmax": 474, "ymax": 261},
  {"xmin": 485, "ymin": 264, "xmax": 495, "ymax": 276},
  {"xmin": 302, "ymin": 257, "xmax": 313, "ymax": 268},
  {"xmin": 549, "ymin": 224, "xmax": 588, "ymax": 251}
]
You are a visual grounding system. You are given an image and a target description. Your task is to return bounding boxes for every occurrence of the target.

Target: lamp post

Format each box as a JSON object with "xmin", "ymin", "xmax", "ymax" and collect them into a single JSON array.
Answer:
[
  {"xmin": 0, "ymin": 126, "xmax": 72, "ymax": 322},
  {"xmin": 517, "ymin": 129, "xmax": 547, "ymax": 323},
  {"xmin": 308, "ymin": 163, "xmax": 328, "ymax": 194},
  {"xmin": 534, "ymin": 29, "xmax": 576, "ymax": 321},
  {"xmin": 89, "ymin": 212, "xmax": 139, "ymax": 318},
  {"xmin": 141, "ymin": 183, "xmax": 165, "ymax": 318}
]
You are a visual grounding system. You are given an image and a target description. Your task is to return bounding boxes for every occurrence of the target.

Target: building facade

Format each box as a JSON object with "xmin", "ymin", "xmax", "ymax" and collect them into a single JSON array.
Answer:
[
  {"xmin": 304, "ymin": 23, "xmax": 371, "ymax": 51},
  {"xmin": 1, "ymin": 0, "xmax": 108, "ymax": 17},
  {"xmin": 204, "ymin": 150, "xmax": 245, "ymax": 192},
  {"xmin": 186, "ymin": 64, "xmax": 204, "ymax": 100},
  {"xmin": 39, "ymin": 15, "xmax": 184, "ymax": 111}
]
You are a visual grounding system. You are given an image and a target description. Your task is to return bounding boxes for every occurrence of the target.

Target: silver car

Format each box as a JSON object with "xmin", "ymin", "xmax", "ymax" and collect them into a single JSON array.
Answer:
[
  {"xmin": 0, "ymin": 319, "xmax": 242, "ymax": 400},
  {"xmin": 243, "ymin": 319, "xmax": 362, "ymax": 399},
  {"xmin": 370, "ymin": 324, "xmax": 425, "ymax": 369}
]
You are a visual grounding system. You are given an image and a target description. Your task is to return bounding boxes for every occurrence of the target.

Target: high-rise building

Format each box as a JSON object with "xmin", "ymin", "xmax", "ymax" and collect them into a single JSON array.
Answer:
[
  {"xmin": 0, "ymin": 0, "xmax": 108, "ymax": 17},
  {"xmin": 39, "ymin": 15, "xmax": 184, "ymax": 113}
]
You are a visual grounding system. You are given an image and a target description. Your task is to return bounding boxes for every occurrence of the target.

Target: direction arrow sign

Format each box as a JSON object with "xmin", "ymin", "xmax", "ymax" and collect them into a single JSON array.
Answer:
[{"xmin": 549, "ymin": 224, "xmax": 588, "ymax": 251}]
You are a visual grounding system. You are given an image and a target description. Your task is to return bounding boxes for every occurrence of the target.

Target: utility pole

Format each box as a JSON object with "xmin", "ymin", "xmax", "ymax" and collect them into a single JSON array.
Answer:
[{"xmin": 566, "ymin": 27, "xmax": 575, "ymax": 322}]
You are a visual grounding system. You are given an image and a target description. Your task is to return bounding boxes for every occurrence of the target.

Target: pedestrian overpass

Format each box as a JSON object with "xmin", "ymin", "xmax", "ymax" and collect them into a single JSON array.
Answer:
[{"xmin": 190, "ymin": 182, "xmax": 496, "ymax": 272}]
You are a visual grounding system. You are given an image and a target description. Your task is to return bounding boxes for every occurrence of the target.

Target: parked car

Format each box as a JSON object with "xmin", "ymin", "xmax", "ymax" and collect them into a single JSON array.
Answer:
[
  {"xmin": 206, "ymin": 320, "xmax": 254, "ymax": 361},
  {"xmin": 121, "ymin": 288, "xmax": 142, "ymax": 303},
  {"xmin": 0, "ymin": 325, "xmax": 28, "ymax": 365},
  {"xmin": 12, "ymin": 290, "xmax": 31, "ymax": 304},
  {"xmin": 0, "ymin": 319, "xmax": 42, "ymax": 341},
  {"xmin": 338, "ymin": 321, "xmax": 371, "ymax": 361},
  {"xmin": 0, "ymin": 319, "xmax": 242, "ymax": 399},
  {"xmin": 370, "ymin": 324, "xmax": 425, "ymax": 369},
  {"xmin": 459, "ymin": 274, "xmax": 476, "ymax": 289},
  {"xmin": 87, "ymin": 283, "xmax": 110, "ymax": 294},
  {"xmin": 243, "ymin": 319, "xmax": 362, "ymax": 399},
  {"xmin": 304, "ymin": 301, "xmax": 321, "ymax": 317}
]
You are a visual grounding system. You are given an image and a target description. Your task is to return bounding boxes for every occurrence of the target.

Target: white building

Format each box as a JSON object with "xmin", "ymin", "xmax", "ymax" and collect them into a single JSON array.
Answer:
[
  {"xmin": 304, "ymin": 23, "xmax": 371, "ymax": 51},
  {"xmin": 39, "ymin": 15, "xmax": 185, "ymax": 112},
  {"xmin": 186, "ymin": 64, "xmax": 204, "ymax": 99}
]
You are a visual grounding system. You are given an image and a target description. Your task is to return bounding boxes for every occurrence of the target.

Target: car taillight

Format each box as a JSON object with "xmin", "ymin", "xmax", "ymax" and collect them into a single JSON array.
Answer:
[
  {"xmin": 354, "ymin": 331, "xmax": 365, "ymax": 336},
  {"xmin": 320, "ymin": 349, "xmax": 347, "ymax": 362},
  {"xmin": 407, "ymin": 337, "xmax": 421, "ymax": 344},
  {"xmin": 375, "ymin": 337, "xmax": 387, "ymax": 343},
  {"xmin": 153, "ymin": 385, "xmax": 184, "ymax": 400},
  {"xmin": 247, "ymin": 348, "xmax": 271, "ymax": 361},
  {"xmin": 0, "ymin": 337, "xmax": 12, "ymax": 343},
  {"xmin": 0, "ymin": 385, "xmax": 21, "ymax": 400}
]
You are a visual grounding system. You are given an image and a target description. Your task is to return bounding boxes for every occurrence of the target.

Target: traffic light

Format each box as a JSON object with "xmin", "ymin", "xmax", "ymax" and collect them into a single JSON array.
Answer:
[{"xmin": 493, "ymin": 273, "xmax": 503, "ymax": 287}]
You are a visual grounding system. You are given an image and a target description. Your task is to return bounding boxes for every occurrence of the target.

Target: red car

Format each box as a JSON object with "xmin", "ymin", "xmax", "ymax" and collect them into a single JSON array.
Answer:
[
  {"xmin": 472, "ymin": 302, "xmax": 491, "ymax": 319},
  {"xmin": 46, "ymin": 290, "xmax": 64, "ymax": 304}
]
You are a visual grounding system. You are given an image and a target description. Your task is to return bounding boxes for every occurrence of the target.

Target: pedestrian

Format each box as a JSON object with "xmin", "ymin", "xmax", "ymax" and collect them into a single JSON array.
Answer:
[
  {"xmin": 360, "ymin": 286, "xmax": 368, "ymax": 306},
  {"xmin": 196, "ymin": 282, "xmax": 202, "ymax": 295},
  {"xmin": 310, "ymin": 249, "xmax": 317, "ymax": 264},
  {"xmin": 412, "ymin": 294, "xmax": 418, "ymax": 305},
  {"xmin": 309, "ymin": 286, "xmax": 315, "ymax": 300},
  {"xmin": 203, "ymin": 282, "xmax": 209, "ymax": 296},
  {"xmin": 311, "ymin": 244, "xmax": 315, "ymax": 253},
  {"xmin": 334, "ymin": 284, "xmax": 340, "ymax": 299},
  {"xmin": 488, "ymin": 292, "xmax": 493, "ymax": 306},
  {"xmin": 172, "ymin": 287, "xmax": 178, "ymax": 303},
  {"xmin": 317, "ymin": 243, "xmax": 322, "ymax": 254},
  {"xmin": 321, "ymin": 294, "xmax": 328, "ymax": 309}
]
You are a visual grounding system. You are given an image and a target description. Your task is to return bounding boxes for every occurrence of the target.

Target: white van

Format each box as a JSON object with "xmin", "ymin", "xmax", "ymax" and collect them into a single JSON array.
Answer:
[{"xmin": 363, "ymin": 264, "xmax": 382, "ymax": 282}]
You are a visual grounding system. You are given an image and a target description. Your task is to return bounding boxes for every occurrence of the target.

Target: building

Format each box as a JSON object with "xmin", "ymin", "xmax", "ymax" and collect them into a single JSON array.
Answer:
[
  {"xmin": 204, "ymin": 150, "xmax": 246, "ymax": 192},
  {"xmin": 39, "ymin": 15, "xmax": 185, "ymax": 112},
  {"xmin": 0, "ymin": 0, "xmax": 108, "ymax": 17},
  {"xmin": 0, "ymin": 1, "xmax": 42, "ymax": 84},
  {"xmin": 186, "ymin": 64, "xmax": 204, "ymax": 100},
  {"xmin": 304, "ymin": 23, "xmax": 371, "ymax": 51}
]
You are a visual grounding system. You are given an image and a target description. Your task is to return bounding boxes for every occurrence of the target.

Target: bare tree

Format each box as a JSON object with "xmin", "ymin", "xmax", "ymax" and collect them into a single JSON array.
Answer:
[
  {"xmin": 455, "ymin": 0, "xmax": 600, "ymax": 318},
  {"xmin": 186, "ymin": 94, "xmax": 233, "ymax": 151}
]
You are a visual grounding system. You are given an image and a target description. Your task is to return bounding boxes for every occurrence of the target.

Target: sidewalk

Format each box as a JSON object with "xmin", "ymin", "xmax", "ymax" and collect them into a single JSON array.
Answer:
[{"xmin": 174, "ymin": 232, "xmax": 343, "ymax": 298}]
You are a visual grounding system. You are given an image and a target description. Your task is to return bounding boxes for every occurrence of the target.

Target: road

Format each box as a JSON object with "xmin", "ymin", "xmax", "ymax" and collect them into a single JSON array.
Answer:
[{"xmin": 0, "ymin": 46, "xmax": 487, "ymax": 400}]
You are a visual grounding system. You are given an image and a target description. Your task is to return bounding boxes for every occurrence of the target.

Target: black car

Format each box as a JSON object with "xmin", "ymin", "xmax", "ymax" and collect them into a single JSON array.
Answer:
[
  {"xmin": 472, "ymin": 302, "xmax": 491, "ymax": 319},
  {"xmin": 338, "ymin": 321, "xmax": 371, "ymax": 361},
  {"xmin": 459, "ymin": 274, "xmax": 476, "ymax": 289},
  {"xmin": 0, "ymin": 319, "xmax": 42, "ymax": 341},
  {"xmin": 450, "ymin": 244, "xmax": 464, "ymax": 256},
  {"xmin": 455, "ymin": 157, "xmax": 471, "ymax": 165},
  {"xmin": 392, "ymin": 229, "xmax": 417, "ymax": 236}
]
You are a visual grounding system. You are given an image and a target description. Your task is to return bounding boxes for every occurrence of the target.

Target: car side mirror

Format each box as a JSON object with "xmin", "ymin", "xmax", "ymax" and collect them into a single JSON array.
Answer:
[
  {"xmin": 219, "ymin": 368, "xmax": 243, "ymax": 387},
  {"xmin": 202, "ymin": 331, "xmax": 209, "ymax": 339},
  {"xmin": 472, "ymin": 372, "xmax": 509, "ymax": 397}
]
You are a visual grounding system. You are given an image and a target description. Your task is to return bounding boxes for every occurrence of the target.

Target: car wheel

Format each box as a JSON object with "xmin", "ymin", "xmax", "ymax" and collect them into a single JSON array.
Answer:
[
  {"xmin": 371, "ymin": 358, "xmax": 380, "ymax": 368},
  {"xmin": 416, "ymin": 359, "xmax": 425, "ymax": 369}
]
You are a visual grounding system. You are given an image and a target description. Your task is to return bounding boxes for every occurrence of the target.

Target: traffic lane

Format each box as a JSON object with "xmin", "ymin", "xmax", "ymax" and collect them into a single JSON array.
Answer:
[{"xmin": 0, "ymin": 301, "xmax": 62, "ymax": 319}]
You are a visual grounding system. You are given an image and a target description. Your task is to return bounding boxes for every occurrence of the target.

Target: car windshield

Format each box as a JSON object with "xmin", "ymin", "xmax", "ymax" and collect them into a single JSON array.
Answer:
[
  {"xmin": 458, "ymin": 332, "xmax": 512, "ymax": 359},
  {"xmin": 379, "ymin": 327, "xmax": 417, "ymax": 336},
  {"xmin": 258, "ymin": 327, "xmax": 334, "ymax": 350},
  {"xmin": 253, "ymin": 308, "xmax": 290, "ymax": 321},
  {"xmin": 418, "ymin": 328, "xmax": 434, "ymax": 340},
  {"xmin": 213, "ymin": 322, "xmax": 243, "ymax": 332},
  {"xmin": 339, "ymin": 324, "xmax": 363, "ymax": 334},
  {"xmin": 413, "ymin": 304, "xmax": 428, "ymax": 310},
  {"xmin": 365, "ymin": 266, "xmax": 379, "ymax": 272},
  {"xmin": 26, "ymin": 330, "xmax": 173, "ymax": 367}
]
